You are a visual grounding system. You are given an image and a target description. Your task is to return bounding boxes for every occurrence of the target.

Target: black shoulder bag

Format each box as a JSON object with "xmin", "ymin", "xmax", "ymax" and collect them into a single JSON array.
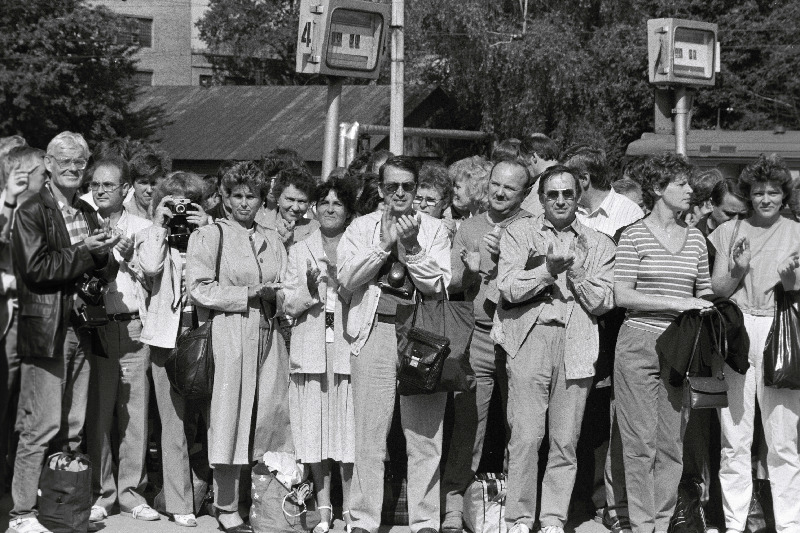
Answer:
[
  {"xmin": 165, "ymin": 224, "xmax": 222, "ymax": 400},
  {"xmin": 683, "ymin": 307, "xmax": 729, "ymax": 409},
  {"xmin": 396, "ymin": 291, "xmax": 451, "ymax": 394}
]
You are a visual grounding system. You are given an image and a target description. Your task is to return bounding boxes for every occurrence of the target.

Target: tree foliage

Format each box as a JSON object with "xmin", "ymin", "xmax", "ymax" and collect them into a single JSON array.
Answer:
[
  {"xmin": 0, "ymin": 0, "xmax": 162, "ymax": 149},
  {"xmin": 196, "ymin": 0, "xmax": 800, "ymax": 164}
]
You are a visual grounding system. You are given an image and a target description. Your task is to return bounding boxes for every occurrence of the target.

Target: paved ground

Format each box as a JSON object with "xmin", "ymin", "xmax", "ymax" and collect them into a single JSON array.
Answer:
[{"xmin": 0, "ymin": 493, "xmax": 609, "ymax": 533}]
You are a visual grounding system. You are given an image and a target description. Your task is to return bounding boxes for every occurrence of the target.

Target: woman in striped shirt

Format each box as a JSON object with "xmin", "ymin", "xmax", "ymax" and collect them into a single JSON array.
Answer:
[{"xmin": 613, "ymin": 154, "xmax": 713, "ymax": 533}]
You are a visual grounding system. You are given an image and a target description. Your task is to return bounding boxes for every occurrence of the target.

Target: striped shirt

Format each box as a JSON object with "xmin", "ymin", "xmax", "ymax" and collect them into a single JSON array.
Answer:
[
  {"xmin": 615, "ymin": 220, "xmax": 711, "ymax": 333},
  {"xmin": 577, "ymin": 188, "xmax": 644, "ymax": 240}
]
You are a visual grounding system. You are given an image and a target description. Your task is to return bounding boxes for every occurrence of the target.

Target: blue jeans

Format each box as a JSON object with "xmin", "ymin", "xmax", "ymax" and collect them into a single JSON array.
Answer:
[{"xmin": 10, "ymin": 325, "xmax": 91, "ymax": 519}]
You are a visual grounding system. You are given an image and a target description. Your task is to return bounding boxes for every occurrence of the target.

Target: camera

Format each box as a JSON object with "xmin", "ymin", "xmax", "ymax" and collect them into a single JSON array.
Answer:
[
  {"xmin": 167, "ymin": 198, "xmax": 196, "ymax": 252},
  {"xmin": 76, "ymin": 277, "xmax": 109, "ymax": 328}
]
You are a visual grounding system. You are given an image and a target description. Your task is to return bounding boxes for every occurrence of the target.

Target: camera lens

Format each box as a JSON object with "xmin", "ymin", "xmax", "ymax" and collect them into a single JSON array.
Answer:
[{"xmin": 174, "ymin": 203, "xmax": 186, "ymax": 214}]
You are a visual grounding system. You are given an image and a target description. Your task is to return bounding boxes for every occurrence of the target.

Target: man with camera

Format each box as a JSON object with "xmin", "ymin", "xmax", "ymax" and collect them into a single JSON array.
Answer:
[
  {"xmin": 8, "ymin": 132, "xmax": 120, "ymax": 533},
  {"xmin": 84, "ymin": 157, "xmax": 157, "ymax": 525},
  {"xmin": 338, "ymin": 155, "xmax": 451, "ymax": 533}
]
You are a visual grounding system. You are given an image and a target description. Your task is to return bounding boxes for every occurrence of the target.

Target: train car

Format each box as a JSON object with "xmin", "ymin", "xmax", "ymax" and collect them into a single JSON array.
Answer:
[{"xmin": 626, "ymin": 129, "xmax": 800, "ymax": 180}]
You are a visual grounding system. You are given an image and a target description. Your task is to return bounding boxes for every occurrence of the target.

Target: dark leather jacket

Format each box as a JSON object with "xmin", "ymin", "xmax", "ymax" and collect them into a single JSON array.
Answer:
[{"xmin": 12, "ymin": 184, "xmax": 118, "ymax": 359}]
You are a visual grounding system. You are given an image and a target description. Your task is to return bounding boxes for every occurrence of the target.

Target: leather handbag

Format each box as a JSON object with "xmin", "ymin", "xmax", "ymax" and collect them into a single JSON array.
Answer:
[
  {"xmin": 165, "ymin": 224, "xmax": 222, "ymax": 400},
  {"xmin": 396, "ymin": 293, "xmax": 451, "ymax": 394},
  {"xmin": 682, "ymin": 307, "xmax": 728, "ymax": 409},
  {"xmin": 763, "ymin": 282, "xmax": 800, "ymax": 389}
]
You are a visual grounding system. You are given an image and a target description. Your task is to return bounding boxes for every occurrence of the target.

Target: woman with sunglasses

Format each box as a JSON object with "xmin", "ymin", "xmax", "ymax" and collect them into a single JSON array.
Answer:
[
  {"xmin": 613, "ymin": 153, "xmax": 714, "ymax": 533},
  {"xmin": 709, "ymin": 154, "xmax": 800, "ymax": 533}
]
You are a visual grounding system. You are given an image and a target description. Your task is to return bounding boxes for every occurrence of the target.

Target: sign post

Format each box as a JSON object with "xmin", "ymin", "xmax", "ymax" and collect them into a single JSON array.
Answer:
[{"xmin": 647, "ymin": 18, "xmax": 719, "ymax": 155}]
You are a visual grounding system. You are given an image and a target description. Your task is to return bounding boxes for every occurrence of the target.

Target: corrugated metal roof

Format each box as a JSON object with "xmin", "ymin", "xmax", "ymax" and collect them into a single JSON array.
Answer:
[
  {"xmin": 133, "ymin": 85, "xmax": 442, "ymax": 162},
  {"xmin": 627, "ymin": 131, "xmax": 800, "ymax": 161}
]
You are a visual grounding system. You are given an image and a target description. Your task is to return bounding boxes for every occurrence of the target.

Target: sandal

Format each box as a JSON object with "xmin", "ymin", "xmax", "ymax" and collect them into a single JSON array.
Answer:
[
  {"xmin": 343, "ymin": 510, "xmax": 353, "ymax": 533},
  {"xmin": 313, "ymin": 505, "xmax": 333, "ymax": 533},
  {"xmin": 173, "ymin": 513, "xmax": 198, "ymax": 527}
]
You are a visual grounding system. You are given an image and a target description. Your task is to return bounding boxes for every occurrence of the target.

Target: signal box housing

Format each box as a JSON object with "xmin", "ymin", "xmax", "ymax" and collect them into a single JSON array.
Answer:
[
  {"xmin": 647, "ymin": 18, "xmax": 719, "ymax": 88},
  {"xmin": 296, "ymin": 0, "xmax": 391, "ymax": 80}
]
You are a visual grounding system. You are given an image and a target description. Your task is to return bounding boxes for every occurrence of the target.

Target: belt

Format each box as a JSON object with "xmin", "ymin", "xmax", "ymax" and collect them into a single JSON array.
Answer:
[
  {"xmin": 376, "ymin": 313, "xmax": 395, "ymax": 324},
  {"xmin": 107, "ymin": 312, "xmax": 139, "ymax": 322}
]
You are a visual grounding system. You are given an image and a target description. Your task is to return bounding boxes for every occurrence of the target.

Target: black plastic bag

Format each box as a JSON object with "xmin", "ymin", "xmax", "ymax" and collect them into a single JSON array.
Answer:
[
  {"xmin": 38, "ymin": 451, "xmax": 92, "ymax": 533},
  {"xmin": 668, "ymin": 480, "xmax": 706, "ymax": 533},
  {"xmin": 763, "ymin": 284, "xmax": 800, "ymax": 389}
]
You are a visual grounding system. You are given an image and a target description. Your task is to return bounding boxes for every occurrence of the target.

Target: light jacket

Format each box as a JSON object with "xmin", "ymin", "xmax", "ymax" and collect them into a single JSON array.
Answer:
[
  {"xmin": 337, "ymin": 210, "xmax": 451, "ymax": 356},
  {"xmin": 282, "ymin": 229, "xmax": 353, "ymax": 374},
  {"xmin": 491, "ymin": 214, "xmax": 615, "ymax": 379}
]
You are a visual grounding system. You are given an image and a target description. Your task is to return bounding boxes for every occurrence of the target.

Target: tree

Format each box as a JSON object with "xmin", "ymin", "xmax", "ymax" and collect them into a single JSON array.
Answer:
[{"xmin": 0, "ymin": 0, "xmax": 161, "ymax": 149}]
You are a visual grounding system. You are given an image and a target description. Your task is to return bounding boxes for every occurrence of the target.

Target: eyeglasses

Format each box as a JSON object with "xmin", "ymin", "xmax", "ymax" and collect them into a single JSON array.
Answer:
[
  {"xmin": 413, "ymin": 196, "xmax": 442, "ymax": 208},
  {"xmin": 383, "ymin": 182, "xmax": 416, "ymax": 194},
  {"xmin": 543, "ymin": 189, "xmax": 577, "ymax": 203},
  {"xmin": 53, "ymin": 157, "xmax": 88, "ymax": 170},
  {"xmin": 89, "ymin": 182, "xmax": 124, "ymax": 193}
]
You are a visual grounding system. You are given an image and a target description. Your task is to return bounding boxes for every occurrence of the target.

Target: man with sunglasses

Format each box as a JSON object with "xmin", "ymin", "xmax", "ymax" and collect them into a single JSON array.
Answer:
[
  {"xmin": 85, "ymin": 158, "xmax": 158, "ymax": 525},
  {"xmin": 492, "ymin": 165, "xmax": 616, "ymax": 533},
  {"xmin": 9, "ymin": 132, "xmax": 120, "ymax": 533},
  {"xmin": 338, "ymin": 155, "xmax": 451, "ymax": 533},
  {"xmin": 441, "ymin": 159, "xmax": 533, "ymax": 533}
]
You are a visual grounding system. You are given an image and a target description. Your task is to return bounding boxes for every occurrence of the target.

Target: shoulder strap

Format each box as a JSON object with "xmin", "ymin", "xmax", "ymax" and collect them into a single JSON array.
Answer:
[{"xmin": 214, "ymin": 223, "xmax": 223, "ymax": 282}]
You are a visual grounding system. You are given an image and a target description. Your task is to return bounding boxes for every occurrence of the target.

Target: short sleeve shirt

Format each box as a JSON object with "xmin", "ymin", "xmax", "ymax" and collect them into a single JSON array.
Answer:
[{"xmin": 708, "ymin": 216, "xmax": 800, "ymax": 316}]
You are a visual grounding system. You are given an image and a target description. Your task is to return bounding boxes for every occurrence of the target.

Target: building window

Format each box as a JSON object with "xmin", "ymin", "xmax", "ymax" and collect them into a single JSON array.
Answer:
[
  {"xmin": 119, "ymin": 17, "xmax": 153, "ymax": 48},
  {"xmin": 132, "ymin": 71, "xmax": 153, "ymax": 86}
]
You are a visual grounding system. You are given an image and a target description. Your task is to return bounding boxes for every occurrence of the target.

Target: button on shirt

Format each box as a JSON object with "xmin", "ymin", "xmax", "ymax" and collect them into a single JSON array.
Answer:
[{"xmin": 577, "ymin": 188, "xmax": 644, "ymax": 240}]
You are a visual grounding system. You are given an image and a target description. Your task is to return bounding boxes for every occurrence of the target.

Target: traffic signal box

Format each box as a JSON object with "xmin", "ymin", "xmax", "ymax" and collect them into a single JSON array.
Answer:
[
  {"xmin": 647, "ymin": 18, "xmax": 719, "ymax": 88},
  {"xmin": 296, "ymin": 0, "xmax": 391, "ymax": 80}
]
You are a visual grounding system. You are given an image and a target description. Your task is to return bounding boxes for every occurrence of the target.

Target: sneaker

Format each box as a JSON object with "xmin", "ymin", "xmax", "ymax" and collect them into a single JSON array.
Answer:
[
  {"xmin": 540, "ymin": 527, "xmax": 565, "ymax": 533},
  {"xmin": 509, "ymin": 523, "xmax": 531, "ymax": 533},
  {"xmin": 442, "ymin": 510, "xmax": 464, "ymax": 533},
  {"xmin": 173, "ymin": 513, "xmax": 197, "ymax": 527},
  {"xmin": 123, "ymin": 503, "xmax": 160, "ymax": 521},
  {"xmin": 89, "ymin": 506, "xmax": 107, "ymax": 523},
  {"xmin": 6, "ymin": 516, "xmax": 52, "ymax": 533}
]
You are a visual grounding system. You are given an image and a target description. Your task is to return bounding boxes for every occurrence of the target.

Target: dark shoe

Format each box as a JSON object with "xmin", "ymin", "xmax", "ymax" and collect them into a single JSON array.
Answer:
[
  {"xmin": 418, "ymin": 528, "xmax": 439, "ymax": 533},
  {"xmin": 602, "ymin": 509, "xmax": 632, "ymax": 533},
  {"xmin": 215, "ymin": 509, "xmax": 253, "ymax": 533}
]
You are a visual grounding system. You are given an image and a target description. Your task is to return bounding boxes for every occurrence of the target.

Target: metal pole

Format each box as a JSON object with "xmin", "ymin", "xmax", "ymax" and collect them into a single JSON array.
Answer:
[
  {"xmin": 674, "ymin": 86, "xmax": 690, "ymax": 156},
  {"xmin": 390, "ymin": 0, "xmax": 404, "ymax": 155},
  {"xmin": 321, "ymin": 77, "xmax": 343, "ymax": 181}
]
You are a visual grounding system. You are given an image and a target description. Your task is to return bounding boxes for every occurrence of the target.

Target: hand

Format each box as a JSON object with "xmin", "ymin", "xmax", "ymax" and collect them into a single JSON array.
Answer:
[
  {"xmin": 460, "ymin": 248, "xmax": 481, "ymax": 272},
  {"xmin": 778, "ymin": 252, "xmax": 800, "ymax": 277},
  {"xmin": 306, "ymin": 259, "xmax": 326, "ymax": 295},
  {"xmin": 545, "ymin": 242, "xmax": 575, "ymax": 276},
  {"xmin": 380, "ymin": 209, "xmax": 398, "ymax": 250},
  {"xmin": 186, "ymin": 203, "xmax": 209, "ymax": 227},
  {"xmin": 257, "ymin": 282, "xmax": 283, "ymax": 303},
  {"xmin": 730, "ymin": 236, "xmax": 751, "ymax": 272},
  {"xmin": 83, "ymin": 228, "xmax": 121, "ymax": 254},
  {"xmin": 277, "ymin": 218, "xmax": 295, "ymax": 244},
  {"xmin": 569, "ymin": 234, "xmax": 589, "ymax": 274},
  {"xmin": 483, "ymin": 230, "xmax": 501, "ymax": 256},
  {"xmin": 4, "ymin": 161, "xmax": 29, "ymax": 202},
  {"xmin": 673, "ymin": 297, "xmax": 714, "ymax": 313},
  {"xmin": 154, "ymin": 195, "xmax": 174, "ymax": 227},
  {"xmin": 397, "ymin": 212, "xmax": 422, "ymax": 250},
  {"xmin": 115, "ymin": 235, "xmax": 134, "ymax": 262}
]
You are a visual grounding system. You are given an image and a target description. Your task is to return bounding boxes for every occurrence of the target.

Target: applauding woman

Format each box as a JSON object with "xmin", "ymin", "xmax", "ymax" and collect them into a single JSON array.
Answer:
[
  {"xmin": 709, "ymin": 154, "xmax": 800, "ymax": 533},
  {"xmin": 283, "ymin": 176, "xmax": 357, "ymax": 533},
  {"xmin": 187, "ymin": 161, "xmax": 293, "ymax": 533}
]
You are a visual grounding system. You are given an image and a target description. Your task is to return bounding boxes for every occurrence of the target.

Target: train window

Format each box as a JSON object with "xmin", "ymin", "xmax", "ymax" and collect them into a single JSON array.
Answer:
[{"xmin": 332, "ymin": 32, "xmax": 343, "ymax": 47}]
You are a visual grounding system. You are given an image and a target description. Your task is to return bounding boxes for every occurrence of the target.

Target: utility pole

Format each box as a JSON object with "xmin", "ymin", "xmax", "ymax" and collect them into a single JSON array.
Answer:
[
  {"xmin": 673, "ymin": 86, "xmax": 691, "ymax": 156},
  {"xmin": 390, "ymin": 0, "xmax": 404, "ymax": 155}
]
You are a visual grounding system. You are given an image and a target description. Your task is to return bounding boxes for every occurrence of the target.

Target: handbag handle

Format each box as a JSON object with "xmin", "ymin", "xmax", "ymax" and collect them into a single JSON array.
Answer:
[
  {"xmin": 409, "ymin": 279, "xmax": 448, "ymax": 334},
  {"xmin": 197, "ymin": 223, "xmax": 224, "ymax": 323},
  {"xmin": 685, "ymin": 306, "xmax": 726, "ymax": 380}
]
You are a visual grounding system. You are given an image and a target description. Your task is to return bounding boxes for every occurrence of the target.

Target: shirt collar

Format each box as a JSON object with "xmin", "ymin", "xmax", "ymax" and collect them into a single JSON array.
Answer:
[
  {"xmin": 538, "ymin": 213, "xmax": 581, "ymax": 234},
  {"xmin": 46, "ymin": 181, "xmax": 79, "ymax": 213},
  {"xmin": 579, "ymin": 189, "xmax": 617, "ymax": 218}
]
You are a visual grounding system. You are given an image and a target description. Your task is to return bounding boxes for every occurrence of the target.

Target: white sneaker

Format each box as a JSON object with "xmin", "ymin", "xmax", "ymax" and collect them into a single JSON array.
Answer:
[
  {"xmin": 89, "ymin": 505, "xmax": 107, "ymax": 523},
  {"xmin": 6, "ymin": 516, "xmax": 52, "ymax": 533},
  {"xmin": 122, "ymin": 504, "xmax": 160, "ymax": 521},
  {"xmin": 539, "ymin": 526, "xmax": 565, "ymax": 533},
  {"xmin": 509, "ymin": 523, "xmax": 531, "ymax": 533}
]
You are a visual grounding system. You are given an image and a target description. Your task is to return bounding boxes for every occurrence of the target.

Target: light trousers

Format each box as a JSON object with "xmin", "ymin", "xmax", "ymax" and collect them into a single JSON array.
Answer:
[
  {"xmin": 349, "ymin": 321, "xmax": 447, "ymax": 533},
  {"xmin": 441, "ymin": 325, "xmax": 507, "ymax": 515},
  {"xmin": 10, "ymin": 326, "xmax": 91, "ymax": 519},
  {"xmin": 87, "ymin": 318, "xmax": 150, "ymax": 512},
  {"xmin": 614, "ymin": 325, "xmax": 685, "ymax": 533},
  {"xmin": 505, "ymin": 323, "xmax": 591, "ymax": 530},
  {"xmin": 719, "ymin": 313, "xmax": 800, "ymax": 533},
  {"xmin": 604, "ymin": 396, "xmax": 628, "ymax": 520}
]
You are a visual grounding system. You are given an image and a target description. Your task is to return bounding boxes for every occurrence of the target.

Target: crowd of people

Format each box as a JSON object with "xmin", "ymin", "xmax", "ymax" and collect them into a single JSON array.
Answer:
[{"xmin": 0, "ymin": 130, "xmax": 799, "ymax": 533}]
